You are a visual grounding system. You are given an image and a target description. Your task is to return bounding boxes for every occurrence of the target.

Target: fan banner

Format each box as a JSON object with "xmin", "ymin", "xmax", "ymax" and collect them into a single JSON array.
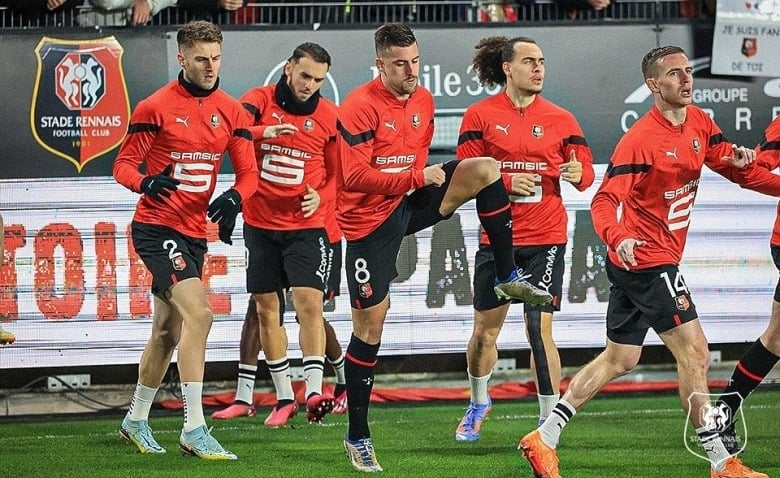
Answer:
[{"xmin": 711, "ymin": 0, "xmax": 780, "ymax": 77}]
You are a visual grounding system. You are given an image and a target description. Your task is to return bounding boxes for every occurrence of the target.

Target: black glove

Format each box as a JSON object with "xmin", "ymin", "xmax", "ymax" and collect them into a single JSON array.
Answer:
[
  {"xmin": 140, "ymin": 165, "xmax": 180, "ymax": 203},
  {"xmin": 207, "ymin": 189, "xmax": 242, "ymax": 245}
]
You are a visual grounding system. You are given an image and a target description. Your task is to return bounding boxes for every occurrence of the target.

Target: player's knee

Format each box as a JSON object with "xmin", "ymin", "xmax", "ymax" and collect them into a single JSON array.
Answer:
[
  {"xmin": 152, "ymin": 327, "xmax": 180, "ymax": 350},
  {"xmin": 472, "ymin": 330, "xmax": 499, "ymax": 353},
  {"xmin": 474, "ymin": 156, "xmax": 500, "ymax": 185}
]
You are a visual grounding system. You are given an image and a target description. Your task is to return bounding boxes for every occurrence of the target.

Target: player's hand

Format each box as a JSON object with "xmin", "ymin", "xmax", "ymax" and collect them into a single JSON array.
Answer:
[
  {"xmin": 616, "ymin": 237, "xmax": 646, "ymax": 270},
  {"xmin": 207, "ymin": 189, "xmax": 242, "ymax": 245},
  {"xmin": 423, "ymin": 163, "xmax": 446, "ymax": 187},
  {"xmin": 510, "ymin": 173, "xmax": 536, "ymax": 196},
  {"xmin": 140, "ymin": 164, "xmax": 180, "ymax": 203},
  {"xmin": 220, "ymin": 0, "xmax": 245, "ymax": 10},
  {"xmin": 263, "ymin": 124, "xmax": 298, "ymax": 138},
  {"xmin": 46, "ymin": 0, "xmax": 67, "ymax": 11},
  {"xmin": 130, "ymin": 0, "xmax": 152, "ymax": 25},
  {"xmin": 722, "ymin": 144, "xmax": 755, "ymax": 169},
  {"xmin": 301, "ymin": 185, "xmax": 320, "ymax": 218},
  {"xmin": 560, "ymin": 150, "xmax": 582, "ymax": 185}
]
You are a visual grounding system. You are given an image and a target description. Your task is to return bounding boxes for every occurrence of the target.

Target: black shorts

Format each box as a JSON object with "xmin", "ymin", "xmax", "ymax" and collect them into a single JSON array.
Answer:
[
  {"xmin": 605, "ymin": 259, "xmax": 699, "ymax": 346},
  {"xmin": 772, "ymin": 245, "xmax": 780, "ymax": 302},
  {"xmin": 325, "ymin": 239, "xmax": 343, "ymax": 301},
  {"xmin": 345, "ymin": 160, "xmax": 458, "ymax": 309},
  {"xmin": 473, "ymin": 243, "xmax": 565, "ymax": 313},
  {"xmin": 245, "ymin": 224, "xmax": 328, "ymax": 294},
  {"xmin": 130, "ymin": 221, "xmax": 207, "ymax": 297}
]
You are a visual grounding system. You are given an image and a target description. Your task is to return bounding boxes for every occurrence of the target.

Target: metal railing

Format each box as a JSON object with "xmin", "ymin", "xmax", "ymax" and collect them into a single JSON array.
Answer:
[{"xmin": 0, "ymin": 0, "xmax": 697, "ymax": 29}]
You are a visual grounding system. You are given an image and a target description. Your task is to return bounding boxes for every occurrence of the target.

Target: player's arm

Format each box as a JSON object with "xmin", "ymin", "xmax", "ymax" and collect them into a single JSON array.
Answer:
[
  {"xmin": 590, "ymin": 141, "xmax": 642, "ymax": 250},
  {"xmin": 337, "ymin": 120, "xmax": 426, "ymax": 195},
  {"xmin": 755, "ymin": 119, "xmax": 780, "ymax": 172},
  {"xmin": 456, "ymin": 109, "xmax": 517, "ymax": 192},
  {"xmin": 112, "ymin": 100, "xmax": 160, "ymax": 193},
  {"xmin": 707, "ymin": 137, "xmax": 780, "ymax": 197},
  {"xmin": 562, "ymin": 121, "xmax": 595, "ymax": 191},
  {"xmin": 225, "ymin": 120, "xmax": 260, "ymax": 201}
]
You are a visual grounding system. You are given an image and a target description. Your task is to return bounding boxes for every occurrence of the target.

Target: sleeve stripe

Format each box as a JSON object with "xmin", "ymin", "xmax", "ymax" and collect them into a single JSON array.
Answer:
[
  {"xmin": 457, "ymin": 130, "xmax": 482, "ymax": 146},
  {"xmin": 235, "ymin": 128, "xmax": 252, "ymax": 141},
  {"xmin": 709, "ymin": 132, "xmax": 728, "ymax": 147},
  {"xmin": 337, "ymin": 120, "xmax": 374, "ymax": 146},
  {"xmin": 760, "ymin": 138, "xmax": 780, "ymax": 151},
  {"xmin": 242, "ymin": 102, "xmax": 261, "ymax": 123},
  {"xmin": 606, "ymin": 162, "xmax": 651, "ymax": 178},
  {"xmin": 127, "ymin": 123, "xmax": 160, "ymax": 134},
  {"xmin": 563, "ymin": 135, "xmax": 589, "ymax": 147}
]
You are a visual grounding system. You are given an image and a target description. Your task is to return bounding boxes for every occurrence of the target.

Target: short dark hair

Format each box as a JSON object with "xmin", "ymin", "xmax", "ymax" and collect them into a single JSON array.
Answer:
[
  {"xmin": 290, "ymin": 42, "xmax": 332, "ymax": 68},
  {"xmin": 641, "ymin": 45, "xmax": 686, "ymax": 79},
  {"xmin": 374, "ymin": 22, "xmax": 417, "ymax": 58},
  {"xmin": 177, "ymin": 20, "xmax": 222, "ymax": 50},
  {"xmin": 471, "ymin": 36, "xmax": 538, "ymax": 88}
]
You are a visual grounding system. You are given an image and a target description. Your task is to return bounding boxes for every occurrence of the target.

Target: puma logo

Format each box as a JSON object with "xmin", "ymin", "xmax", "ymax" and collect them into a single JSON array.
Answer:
[
  {"xmin": 665, "ymin": 148, "xmax": 678, "ymax": 160},
  {"xmin": 272, "ymin": 112, "xmax": 285, "ymax": 124},
  {"xmin": 175, "ymin": 116, "xmax": 189, "ymax": 127},
  {"xmin": 495, "ymin": 124, "xmax": 510, "ymax": 135},
  {"xmin": 384, "ymin": 120, "xmax": 397, "ymax": 131}
]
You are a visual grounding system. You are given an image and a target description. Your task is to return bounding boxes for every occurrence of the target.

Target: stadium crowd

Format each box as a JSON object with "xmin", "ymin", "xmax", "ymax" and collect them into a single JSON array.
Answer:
[{"xmin": 0, "ymin": 0, "xmax": 710, "ymax": 28}]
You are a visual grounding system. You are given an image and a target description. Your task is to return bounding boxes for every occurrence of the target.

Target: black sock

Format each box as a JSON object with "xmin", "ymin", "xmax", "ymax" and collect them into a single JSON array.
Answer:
[
  {"xmin": 526, "ymin": 311, "xmax": 554, "ymax": 395},
  {"xmin": 345, "ymin": 334, "xmax": 380, "ymax": 440},
  {"xmin": 718, "ymin": 339, "xmax": 779, "ymax": 417},
  {"xmin": 476, "ymin": 179, "xmax": 514, "ymax": 280}
]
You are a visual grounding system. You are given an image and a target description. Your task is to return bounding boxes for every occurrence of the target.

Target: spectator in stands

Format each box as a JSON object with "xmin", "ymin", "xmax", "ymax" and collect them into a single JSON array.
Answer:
[
  {"xmin": 169, "ymin": 0, "xmax": 246, "ymax": 24},
  {"xmin": 87, "ymin": 0, "xmax": 176, "ymax": 26},
  {"xmin": 2, "ymin": 0, "xmax": 81, "ymax": 26},
  {"xmin": 552, "ymin": 0, "xmax": 612, "ymax": 20}
]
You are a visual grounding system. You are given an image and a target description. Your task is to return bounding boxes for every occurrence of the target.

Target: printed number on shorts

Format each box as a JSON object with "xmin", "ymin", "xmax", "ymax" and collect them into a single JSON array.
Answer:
[
  {"xmin": 354, "ymin": 257, "xmax": 371, "ymax": 284},
  {"xmin": 261, "ymin": 154, "xmax": 305, "ymax": 185},
  {"xmin": 173, "ymin": 162, "xmax": 215, "ymax": 193},
  {"xmin": 667, "ymin": 192, "xmax": 695, "ymax": 231},
  {"xmin": 660, "ymin": 270, "xmax": 690, "ymax": 297},
  {"xmin": 509, "ymin": 174, "xmax": 542, "ymax": 203},
  {"xmin": 163, "ymin": 239, "xmax": 186, "ymax": 271}
]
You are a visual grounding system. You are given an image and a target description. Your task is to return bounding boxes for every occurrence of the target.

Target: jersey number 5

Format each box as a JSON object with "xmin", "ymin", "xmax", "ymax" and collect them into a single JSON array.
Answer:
[{"xmin": 261, "ymin": 154, "xmax": 305, "ymax": 185}]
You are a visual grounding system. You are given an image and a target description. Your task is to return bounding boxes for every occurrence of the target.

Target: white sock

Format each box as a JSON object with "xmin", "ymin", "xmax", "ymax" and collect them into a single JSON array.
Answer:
[
  {"xmin": 235, "ymin": 362, "xmax": 257, "ymax": 405},
  {"xmin": 181, "ymin": 382, "xmax": 205, "ymax": 432},
  {"xmin": 539, "ymin": 399, "xmax": 576, "ymax": 449},
  {"xmin": 267, "ymin": 357, "xmax": 295, "ymax": 402},
  {"xmin": 468, "ymin": 370, "xmax": 491, "ymax": 405},
  {"xmin": 328, "ymin": 352, "xmax": 346, "ymax": 385},
  {"xmin": 127, "ymin": 383, "xmax": 158, "ymax": 421},
  {"xmin": 538, "ymin": 393, "xmax": 560, "ymax": 422},
  {"xmin": 697, "ymin": 426, "xmax": 731, "ymax": 471},
  {"xmin": 303, "ymin": 355, "xmax": 325, "ymax": 399}
]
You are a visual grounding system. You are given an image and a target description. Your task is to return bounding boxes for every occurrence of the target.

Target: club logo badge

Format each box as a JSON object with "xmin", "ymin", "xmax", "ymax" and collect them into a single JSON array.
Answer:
[
  {"xmin": 31, "ymin": 36, "xmax": 130, "ymax": 173},
  {"xmin": 741, "ymin": 37, "xmax": 757, "ymax": 58}
]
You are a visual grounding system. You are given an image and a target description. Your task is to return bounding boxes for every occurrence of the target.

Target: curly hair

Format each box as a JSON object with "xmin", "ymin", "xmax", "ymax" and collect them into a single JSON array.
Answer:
[{"xmin": 472, "ymin": 36, "xmax": 537, "ymax": 88}]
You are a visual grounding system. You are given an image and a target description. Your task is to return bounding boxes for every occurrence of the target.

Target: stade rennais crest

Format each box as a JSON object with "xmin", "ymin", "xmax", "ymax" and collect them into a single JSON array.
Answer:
[{"xmin": 31, "ymin": 36, "xmax": 130, "ymax": 173}]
